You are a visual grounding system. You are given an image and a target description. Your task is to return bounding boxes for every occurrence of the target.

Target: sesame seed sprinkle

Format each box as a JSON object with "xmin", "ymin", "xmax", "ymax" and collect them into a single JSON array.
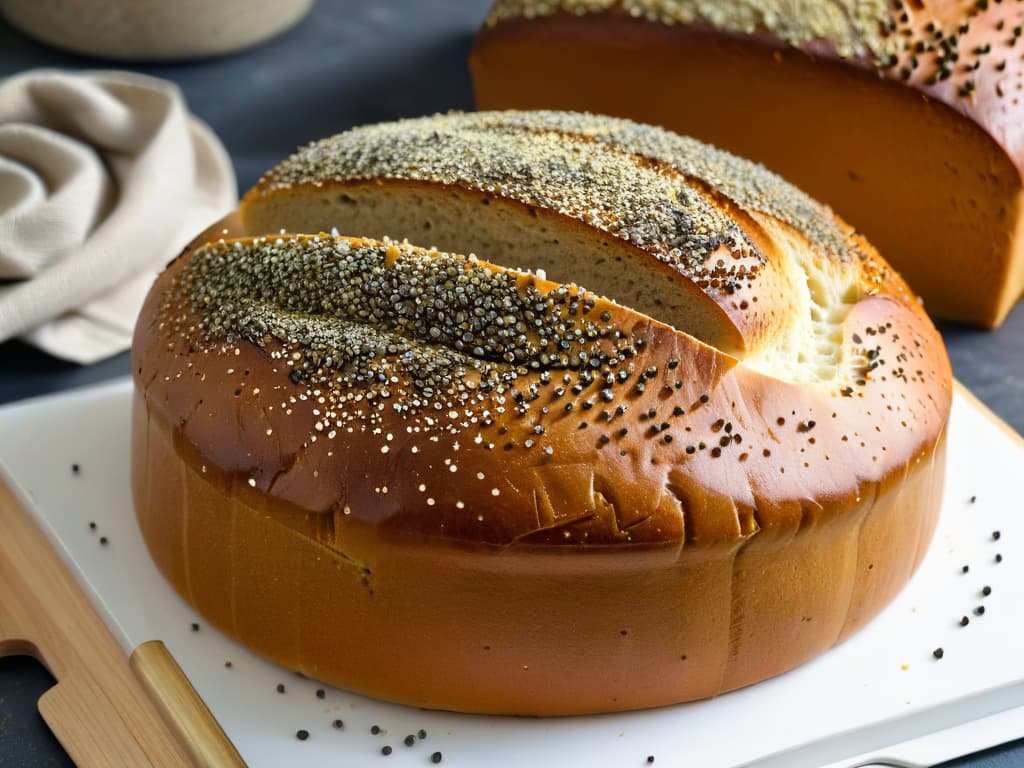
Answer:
[
  {"xmin": 167, "ymin": 234, "xmax": 632, "ymax": 420},
  {"xmin": 265, "ymin": 113, "xmax": 757, "ymax": 274},
  {"xmin": 256, "ymin": 111, "xmax": 878, "ymax": 273}
]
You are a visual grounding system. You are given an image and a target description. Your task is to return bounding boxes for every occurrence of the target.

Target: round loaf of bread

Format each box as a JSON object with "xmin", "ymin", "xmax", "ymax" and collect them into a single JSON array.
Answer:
[{"xmin": 131, "ymin": 111, "xmax": 952, "ymax": 715}]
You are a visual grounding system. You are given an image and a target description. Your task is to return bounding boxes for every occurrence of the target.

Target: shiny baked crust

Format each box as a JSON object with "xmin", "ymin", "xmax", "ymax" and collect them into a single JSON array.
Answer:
[{"xmin": 132, "ymin": 111, "xmax": 952, "ymax": 714}]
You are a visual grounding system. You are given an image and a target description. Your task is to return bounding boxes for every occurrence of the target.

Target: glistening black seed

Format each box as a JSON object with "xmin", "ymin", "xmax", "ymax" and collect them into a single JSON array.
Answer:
[
  {"xmin": 404, "ymin": 735, "xmax": 415, "ymax": 747},
  {"xmin": 333, "ymin": 719, "xmax": 343, "ymax": 729},
  {"xmin": 960, "ymin": 616, "xmax": 970, "ymax": 626},
  {"xmin": 316, "ymin": 689, "xmax": 325, "ymax": 699},
  {"xmin": 371, "ymin": 725, "xmax": 381, "ymax": 735},
  {"xmin": 974, "ymin": 605, "xmax": 986, "ymax": 616},
  {"xmin": 381, "ymin": 745, "xmax": 392, "ymax": 756},
  {"xmin": 431, "ymin": 752, "xmax": 443, "ymax": 764},
  {"xmin": 296, "ymin": 729, "xmax": 309, "ymax": 741},
  {"xmin": 993, "ymin": 530, "xmax": 1001, "ymax": 540},
  {"xmin": 276, "ymin": 683, "xmax": 286, "ymax": 693},
  {"xmin": 191, "ymin": 623, "xmax": 199, "ymax": 632},
  {"xmin": 418, "ymin": 729, "xmax": 427, "ymax": 739},
  {"xmin": 982, "ymin": 586, "xmax": 992, "ymax": 596},
  {"xmin": 933, "ymin": 648, "xmax": 944, "ymax": 659},
  {"xmin": 71, "ymin": 463, "xmax": 80, "ymax": 474}
]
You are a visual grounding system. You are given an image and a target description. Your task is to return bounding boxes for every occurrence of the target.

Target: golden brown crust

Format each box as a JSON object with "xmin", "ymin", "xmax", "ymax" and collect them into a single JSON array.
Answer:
[
  {"xmin": 132, "ymin": 110, "xmax": 953, "ymax": 714},
  {"xmin": 133, "ymin": 385, "xmax": 945, "ymax": 714}
]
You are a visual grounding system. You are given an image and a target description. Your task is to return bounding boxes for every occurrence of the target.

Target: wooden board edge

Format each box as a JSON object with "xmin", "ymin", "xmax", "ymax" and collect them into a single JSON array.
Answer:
[
  {"xmin": 0, "ymin": 474, "xmax": 194, "ymax": 767},
  {"xmin": 130, "ymin": 640, "xmax": 246, "ymax": 768}
]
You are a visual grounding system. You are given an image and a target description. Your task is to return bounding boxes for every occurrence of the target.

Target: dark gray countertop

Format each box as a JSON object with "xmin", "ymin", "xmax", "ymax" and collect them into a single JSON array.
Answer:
[{"xmin": 0, "ymin": 1, "xmax": 1021, "ymax": 765}]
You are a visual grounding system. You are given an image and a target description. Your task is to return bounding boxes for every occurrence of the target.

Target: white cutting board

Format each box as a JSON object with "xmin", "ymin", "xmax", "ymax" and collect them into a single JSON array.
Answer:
[{"xmin": 0, "ymin": 378, "xmax": 1022, "ymax": 768}]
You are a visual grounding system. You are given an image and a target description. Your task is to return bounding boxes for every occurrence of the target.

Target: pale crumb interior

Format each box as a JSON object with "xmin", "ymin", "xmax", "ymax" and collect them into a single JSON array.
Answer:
[{"xmin": 741, "ymin": 221, "xmax": 862, "ymax": 384}]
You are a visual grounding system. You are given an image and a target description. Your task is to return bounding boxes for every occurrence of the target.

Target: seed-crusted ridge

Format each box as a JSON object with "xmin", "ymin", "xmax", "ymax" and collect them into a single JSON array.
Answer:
[
  {"xmin": 258, "ymin": 111, "xmax": 883, "ymax": 282},
  {"xmin": 259, "ymin": 112, "xmax": 760, "ymax": 286},
  {"xmin": 456, "ymin": 111, "xmax": 881, "ymax": 272},
  {"xmin": 164, "ymin": 235, "xmax": 639, "ymax": 414},
  {"xmin": 484, "ymin": 0, "xmax": 902, "ymax": 59}
]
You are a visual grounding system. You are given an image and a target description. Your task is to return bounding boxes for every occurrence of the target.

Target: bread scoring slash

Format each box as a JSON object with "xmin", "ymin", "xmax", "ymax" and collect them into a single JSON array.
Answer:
[{"xmin": 132, "ymin": 111, "xmax": 952, "ymax": 715}]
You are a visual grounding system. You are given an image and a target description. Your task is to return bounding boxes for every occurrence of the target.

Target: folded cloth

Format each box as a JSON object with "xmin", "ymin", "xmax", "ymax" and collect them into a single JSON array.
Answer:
[{"xmin": 0, "ymin": 69, "xmax": 237, "ymax": 363}]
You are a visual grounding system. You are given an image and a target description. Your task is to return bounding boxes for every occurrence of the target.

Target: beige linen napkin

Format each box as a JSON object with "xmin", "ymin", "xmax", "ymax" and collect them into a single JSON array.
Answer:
[{"xmin": 0, "ymin": 69, "xmax": 237, "ymax": 363}]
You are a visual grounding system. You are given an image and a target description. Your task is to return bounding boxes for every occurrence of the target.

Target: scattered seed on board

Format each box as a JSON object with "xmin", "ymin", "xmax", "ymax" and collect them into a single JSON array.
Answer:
[
  {"xmin": 88, "ymin": 522, "xmax": 96, "ymax": 531},
  {"xmin": 332, "ymin": 719, "xmax": 344, "ymax": 729},
  {"xmin": 404, "ymin": 734, "xmax": 415, "ymax": 747},
  {"xmin": 276, "ymin": 683, "xmax": 286, "ymax": 694},
  {"xmin": 316, "ymin": 688, "xmax": 325, "ymax": 699},
  {"xmin": 431, "ymin": 752, "xmax": 443, "ymax": 764},
  {"xmin": 296, "ymin": 729, "xmax": 309, "ymax": 741},
  {"xmin": 99, "ymin": 536, "xmax": 108, "ymax": 546},
  {"xmin": 225, "ymin": 661, "xmax": 233, "ymax": 668},
  {"xmin": 418, "ymin": 729, "xmax": 427, "ymax": 740},
  {"xmin": 371, "ymin": 725, "xmax": 381, "ymax": 735},
  {"xmin": 647, "ymin": 757, "xmax": 656, "ymax": 764},
  {"xmin": 960, "ymin": 616, "xmax": 970, "ymax": 627},
  {"xmin": 961, "ymin": 564, "xmax": 969, "ymax": 574},
  {"xmin": 381, "ymin": 745, "xmax": 393, "ymax": 756},
  {"xmin": 992, "ymin": 530, "xmax": 1001, "ymax": 541},
  {"xmin": 933, "ymin": 648, "xmax": 944, "ymax": 660},
  {"xmin": 982, "ymin": 585, "xmax": 992, "ymax": 596},
  {"xmin": 974, "ymin": 605, "xmax": 986, "ymax": 616},
  {"xmin": 71, "ymin": 463, "xmax": 80, "ymax": 474},
  {"xmin": 995, "ymin": 553, "xmax": 1003, "ymax": 563},
  {"xmin": 191, "ymin": 622, "xmax": 200, "ymax": 632}
]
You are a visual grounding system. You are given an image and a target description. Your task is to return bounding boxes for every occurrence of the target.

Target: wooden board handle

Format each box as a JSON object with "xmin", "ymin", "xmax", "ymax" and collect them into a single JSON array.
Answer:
[
  {"xmin": 0, "ymin": 474, "xmax": 243, "ymax": 767},
  {"xmin": 132, "ymin": 640, "xmax": 245, "ymax": 767}
]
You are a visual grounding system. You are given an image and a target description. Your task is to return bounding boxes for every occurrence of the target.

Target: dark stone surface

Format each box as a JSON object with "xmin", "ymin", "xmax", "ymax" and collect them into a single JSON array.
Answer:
[
  {"xmin": 938, "ymin": 308, "xmax": 1024, "ymax": 435},
  {"xmin": 0, "ymin": 657, "xmax": 73, "ymax": 768},
  {"xmin": 0, "ymin": 1, "xmax": 1021, "ymax": 764}
]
